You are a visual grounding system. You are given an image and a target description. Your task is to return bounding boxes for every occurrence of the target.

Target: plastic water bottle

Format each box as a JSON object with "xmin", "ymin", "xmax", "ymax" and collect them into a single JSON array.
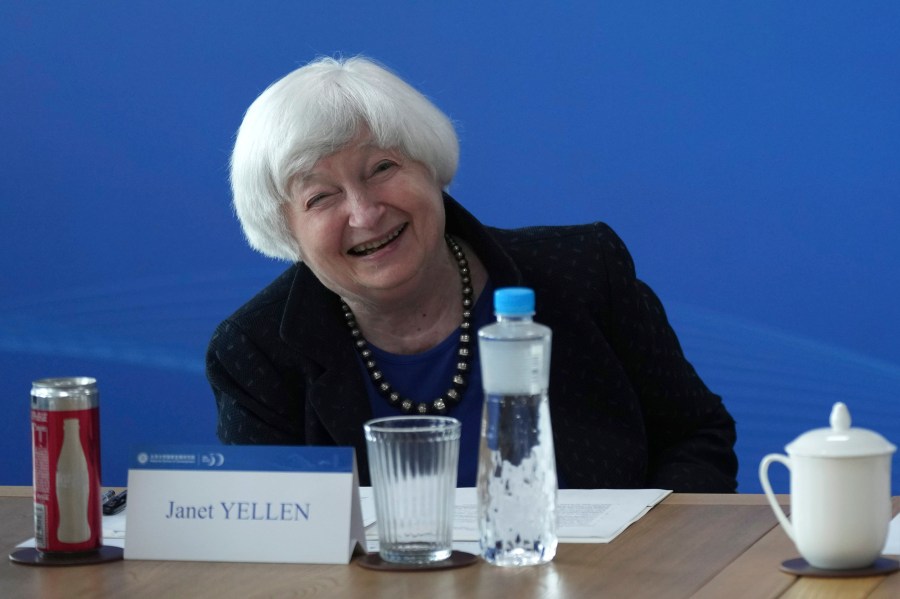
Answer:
[{"xmin": 477, "ymin": 287, "xmax": 558, "ymax": 566}]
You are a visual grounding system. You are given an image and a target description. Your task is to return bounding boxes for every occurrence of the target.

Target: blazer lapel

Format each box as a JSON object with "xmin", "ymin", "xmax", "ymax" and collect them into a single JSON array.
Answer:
[{"xmin": 278, "ymin": 265, "xmax": 373, "ymax": 449}]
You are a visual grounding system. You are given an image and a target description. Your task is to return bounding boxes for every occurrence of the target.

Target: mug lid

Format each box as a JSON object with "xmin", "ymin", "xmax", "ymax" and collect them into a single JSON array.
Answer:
[{"xmin": 786, "ymin": 402, "xmax": 897, "ymax": 458}]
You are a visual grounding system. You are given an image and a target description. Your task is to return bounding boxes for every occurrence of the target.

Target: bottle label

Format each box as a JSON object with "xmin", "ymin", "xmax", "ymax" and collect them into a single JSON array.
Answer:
[
  {"xmin": 480, "ymin": 341, "xmax": 547, "ymax": 395},
  {"xmin": 31, "ymin": 408, "xmax": 102, "ymax": 552}
]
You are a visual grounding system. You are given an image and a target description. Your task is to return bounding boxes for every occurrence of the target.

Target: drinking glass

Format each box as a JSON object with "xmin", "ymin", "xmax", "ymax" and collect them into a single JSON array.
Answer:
[{"xmin": 364, "ymin": 416, "xmax": 461, "ymax": 564}]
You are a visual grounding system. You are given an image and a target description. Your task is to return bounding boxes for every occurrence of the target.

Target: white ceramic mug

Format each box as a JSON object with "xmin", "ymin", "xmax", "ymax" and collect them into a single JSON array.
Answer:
[{"xmin": 759, "ymin": 402, "xmax": 896, "ymax": 570}]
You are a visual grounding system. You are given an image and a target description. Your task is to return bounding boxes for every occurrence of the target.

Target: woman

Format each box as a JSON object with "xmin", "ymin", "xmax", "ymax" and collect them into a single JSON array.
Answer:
[{"xmin": 208, "ymin": 56, "xmax": 738, "ymax": 492}]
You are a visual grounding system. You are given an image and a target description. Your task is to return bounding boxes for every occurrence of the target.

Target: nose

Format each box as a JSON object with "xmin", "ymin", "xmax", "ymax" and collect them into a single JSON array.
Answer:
[{"xmin": 346, "ymin": 189, "xmax": 383, "ymax": 229}]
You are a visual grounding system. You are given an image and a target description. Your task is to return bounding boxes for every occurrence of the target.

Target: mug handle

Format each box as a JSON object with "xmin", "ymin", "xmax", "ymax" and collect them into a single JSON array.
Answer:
[{"xmin": 759, "ymin": 453, "xmax": 794, "ymax": 542}]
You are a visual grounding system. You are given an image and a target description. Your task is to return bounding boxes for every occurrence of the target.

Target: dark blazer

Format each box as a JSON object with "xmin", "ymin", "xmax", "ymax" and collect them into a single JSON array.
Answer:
[{"xmin": 207, "ymin": 195, "xmax": 738, "ymax": 492}]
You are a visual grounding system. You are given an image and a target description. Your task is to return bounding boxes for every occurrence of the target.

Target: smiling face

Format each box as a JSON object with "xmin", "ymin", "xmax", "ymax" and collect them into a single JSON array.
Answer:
[{"xmin": 285, "ymin": 132, "xmax": 448, "ymax": 308}]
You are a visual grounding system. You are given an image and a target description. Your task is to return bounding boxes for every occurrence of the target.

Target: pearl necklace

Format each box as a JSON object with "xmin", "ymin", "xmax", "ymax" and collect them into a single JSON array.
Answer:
[{"xmin": 341, "ymin": 235, "xmax": 473, "ymax": 415}]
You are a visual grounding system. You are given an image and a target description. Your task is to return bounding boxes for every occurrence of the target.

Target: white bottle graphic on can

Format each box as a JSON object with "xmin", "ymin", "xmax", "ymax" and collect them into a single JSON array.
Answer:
[{"xmin": 56, "ymin": 418, "xmax": 91, "ymax": 543}]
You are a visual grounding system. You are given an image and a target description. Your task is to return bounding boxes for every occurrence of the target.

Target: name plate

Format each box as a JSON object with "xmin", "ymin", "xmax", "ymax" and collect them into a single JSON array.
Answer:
[{"xmin": 124, "ymin": 445, "xmax": 365, "ymax": 564}]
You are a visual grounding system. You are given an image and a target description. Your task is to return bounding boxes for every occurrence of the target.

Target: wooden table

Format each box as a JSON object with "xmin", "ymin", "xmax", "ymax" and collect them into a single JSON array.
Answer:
[{"xmin": 2, "ymin": 486, "xmax": 898, "ymax": 598}]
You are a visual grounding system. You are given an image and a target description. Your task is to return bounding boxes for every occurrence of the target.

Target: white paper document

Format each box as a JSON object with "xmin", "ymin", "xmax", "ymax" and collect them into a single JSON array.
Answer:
[
  {"xmin": 452, "ymin": 488, "xmax": 671, "ymax": 543},
  {"xmin": 361, "ymin": 487, "xmax": 671, "ymax": 551}
]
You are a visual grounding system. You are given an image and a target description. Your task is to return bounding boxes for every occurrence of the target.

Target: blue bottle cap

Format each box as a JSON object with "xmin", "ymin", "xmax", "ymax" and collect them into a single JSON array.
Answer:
[{"xmin": 494, "ymin": 287, "xmax": 535, "ymax": 315}]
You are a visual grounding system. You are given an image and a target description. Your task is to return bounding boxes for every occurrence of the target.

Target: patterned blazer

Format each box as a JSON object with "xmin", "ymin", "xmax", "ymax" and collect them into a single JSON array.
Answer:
[{"xmin": 207, "ymin": 194, "xmax": 738, "ymax": 492}]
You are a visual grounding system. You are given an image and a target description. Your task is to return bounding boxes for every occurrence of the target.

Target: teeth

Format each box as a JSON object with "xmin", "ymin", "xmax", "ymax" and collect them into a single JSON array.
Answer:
[{"xmin": 350, "ymin": 224, "xmax": 405, "ymax": 255}]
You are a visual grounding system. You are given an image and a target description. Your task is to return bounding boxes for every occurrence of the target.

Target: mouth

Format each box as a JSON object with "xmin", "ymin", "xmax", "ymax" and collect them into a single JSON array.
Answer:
[{"xmin": 347, "ymin": 223, "xmax": 407, "ymax": 256}]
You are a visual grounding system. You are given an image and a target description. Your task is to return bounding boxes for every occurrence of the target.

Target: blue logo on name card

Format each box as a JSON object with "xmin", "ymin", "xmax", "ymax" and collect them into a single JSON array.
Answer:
[{"xmin": 129, "ymin": 445, "xmax": 355, "ymax": 473}]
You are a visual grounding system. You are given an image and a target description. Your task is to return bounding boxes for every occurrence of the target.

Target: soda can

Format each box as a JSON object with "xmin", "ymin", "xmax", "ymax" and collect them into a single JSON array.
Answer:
[{"xmin": 31, "ymin": 377, "xmax": 103, "ymax": 553}]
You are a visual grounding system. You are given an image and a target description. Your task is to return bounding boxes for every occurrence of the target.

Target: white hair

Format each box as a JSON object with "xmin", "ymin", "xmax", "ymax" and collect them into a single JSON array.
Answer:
[{"xmin": 230, "ymin": 56, "xmax": 460, "ymax": 261}]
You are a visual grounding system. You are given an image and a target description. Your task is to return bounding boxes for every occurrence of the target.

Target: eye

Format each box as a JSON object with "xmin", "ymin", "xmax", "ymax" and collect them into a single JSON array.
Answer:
[
  {"xmin": 306, "ymin": 192, "xmax": 331, "ymax": 209},
  {"xmin": 372, "ymin": 160, "xmax": 397, "ymax": 175}
]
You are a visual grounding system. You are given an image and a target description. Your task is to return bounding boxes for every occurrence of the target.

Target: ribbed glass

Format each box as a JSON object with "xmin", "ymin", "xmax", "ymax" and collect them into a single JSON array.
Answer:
[{"xmin": 364, "ymin": 416, "xmax": 461, "ymax": 564}]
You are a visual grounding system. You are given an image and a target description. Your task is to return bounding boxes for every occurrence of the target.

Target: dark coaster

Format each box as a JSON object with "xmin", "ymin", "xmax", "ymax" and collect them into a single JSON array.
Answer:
[
  {"xmin": 357, "ymin": 550, "xmax": 478, "ymax": 571},
  {"xmin": 780, "ymin": 556, "xmax": 900, "ymax": 578},
  {"xmin": 9, "ymin": 545, "xmax": 124, "ymax": 567}
]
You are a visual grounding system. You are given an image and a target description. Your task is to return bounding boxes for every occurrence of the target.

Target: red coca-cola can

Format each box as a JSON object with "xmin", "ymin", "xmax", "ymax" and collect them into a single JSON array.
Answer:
[{"xmin": 31, "ymin": 377, "xmax": 102, "ymax": 553}]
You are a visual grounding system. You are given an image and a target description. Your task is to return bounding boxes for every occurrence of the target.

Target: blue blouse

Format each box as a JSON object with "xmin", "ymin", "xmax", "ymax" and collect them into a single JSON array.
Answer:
[{"xmin": 358, "ymin": 281, "xmax": 495, "ymax": 487}]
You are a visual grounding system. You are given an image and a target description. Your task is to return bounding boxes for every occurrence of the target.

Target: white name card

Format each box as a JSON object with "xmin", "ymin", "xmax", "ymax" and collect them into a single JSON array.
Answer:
[{"xmin": 124, "ymin": 445, "xmax": 366, "ymax": 564}]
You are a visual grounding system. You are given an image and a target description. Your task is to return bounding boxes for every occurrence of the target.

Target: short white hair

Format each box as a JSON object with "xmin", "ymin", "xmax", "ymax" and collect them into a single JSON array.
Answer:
[{"xmin": 230, "ymin": 56, "xmax": 460, "ymax": 261}]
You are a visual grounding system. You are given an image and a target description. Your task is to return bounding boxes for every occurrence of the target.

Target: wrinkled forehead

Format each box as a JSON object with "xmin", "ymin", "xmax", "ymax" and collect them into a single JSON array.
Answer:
[
  {"xmin": 294, "ymin": 138, "xmax": 401, "ymax": 188},
  {"xmin": 287, "ymin": 122, "xmax": 401, "ymax": 182}
]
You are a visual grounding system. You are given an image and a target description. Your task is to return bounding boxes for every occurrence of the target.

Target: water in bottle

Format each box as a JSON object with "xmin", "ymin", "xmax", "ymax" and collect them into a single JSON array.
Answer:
[{"xmin": 477, "ymin": 287, "xmax": 558, "ymax": 566}]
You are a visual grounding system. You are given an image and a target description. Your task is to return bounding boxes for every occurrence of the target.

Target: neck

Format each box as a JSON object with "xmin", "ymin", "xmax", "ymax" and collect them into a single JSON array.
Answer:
[{"xmin": 343, "ymin": 236, "xmax": 484, "ymax": 355}]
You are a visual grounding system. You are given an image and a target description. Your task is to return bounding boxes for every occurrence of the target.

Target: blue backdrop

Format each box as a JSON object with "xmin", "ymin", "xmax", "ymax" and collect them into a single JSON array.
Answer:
[{"xmin": 2, "ymin": 2, "xmax": 899, "ymax": 493}]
